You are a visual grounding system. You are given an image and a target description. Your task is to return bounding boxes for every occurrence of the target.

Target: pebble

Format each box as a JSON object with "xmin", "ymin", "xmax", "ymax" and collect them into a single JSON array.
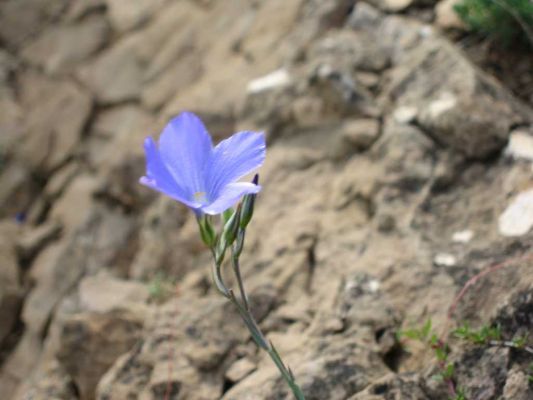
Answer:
[
  {"xmin": 498, "ymin": 188, "xmax": 533, "ymax": 237},
  {"xmin": 246, "ymin": 69, "xmax": 291, "ymax": 94},
  {"xmin": 434, "ymin": 253, "xmax": 457, "ymax": 267},
  {"xmin": 452, "ymin": 229, "xmax": 473, "ymax": 244},
  {"xmin": 505, "ymin": 129, "xmax": 533, "ymax": 162}
]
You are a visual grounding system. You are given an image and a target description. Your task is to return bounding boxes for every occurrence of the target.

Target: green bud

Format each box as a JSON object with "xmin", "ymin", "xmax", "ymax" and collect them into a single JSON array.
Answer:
[
  {"xmin": 197, "ymin": 215, "xmax": 216, "ymax": 248},
  {"xmin": 223, "ymin": 204, "xmax": 241, "ymax": 247},
  {"xmin": 233, "ymin": 229, "xmax": 245, "ymax": 258},
  {"xmin": 222, "ymin": 208, "xmax": 234, "ymax": 223},
  {"xmin": 240, "ymin": 174, "xmax": 259, "ymax": 229}
]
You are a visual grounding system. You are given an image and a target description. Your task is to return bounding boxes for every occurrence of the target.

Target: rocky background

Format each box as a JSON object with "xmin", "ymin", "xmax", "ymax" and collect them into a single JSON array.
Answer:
[{"xmin": 1, "ymin": 0, "xmax": 532, "ymax": 399}]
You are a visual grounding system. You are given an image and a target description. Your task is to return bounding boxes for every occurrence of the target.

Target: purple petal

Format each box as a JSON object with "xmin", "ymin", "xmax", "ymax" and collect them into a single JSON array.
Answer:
[
  {"xmin": 159, "ymin": 112, "xmax": 213, "ymax": 196},
  {"xmin": 206, "ymin": 131, "xmax": 265, "ymax": 200},
  {"xmin": 201, "ymin": 182, "xmax": 261, "ymax": 215},
  {"xmin": 140, "ymin": 137, "xmax": 201, "ymax": 209}
]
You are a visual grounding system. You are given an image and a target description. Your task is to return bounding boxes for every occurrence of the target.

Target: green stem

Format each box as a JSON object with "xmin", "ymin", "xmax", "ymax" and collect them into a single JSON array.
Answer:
[
  {"xmin": 208, "ymin": 229, "xmax": 305, "ymax": 399},
  {"xmin": 227, "ymin": 291, "xmax": 306, "ymax": 399},
  {"xmin": 231, "ymin": 253, "xmax": 250, "ymax": 310}
]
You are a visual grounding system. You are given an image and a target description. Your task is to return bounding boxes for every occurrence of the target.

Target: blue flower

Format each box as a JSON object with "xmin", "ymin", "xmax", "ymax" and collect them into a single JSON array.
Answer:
[{"xmin": 140, "ymin": 112, "xmax": 265, "ymax": 215}]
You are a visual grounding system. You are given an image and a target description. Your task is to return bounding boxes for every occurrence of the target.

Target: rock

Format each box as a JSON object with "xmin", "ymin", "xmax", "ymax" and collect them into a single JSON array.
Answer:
[
  {"xmin": 223, "ymin": 334, "xmax": 389, "ymax": 399},
  {"xmin": 0, "ymin": 222, "xmax": 22, "ymax": 345},
  {"xmin": 365, "ymin": 0, "xmax": 414, "ymax": 13},
  {"xmin": 309, "ymin": 30, "xmax": 390, "ymax": 73},
  {"xmin": 20, "ymin": 16, "xmax": 110, "ymax": 74},
  {"xmin": 17, "ymin": 73, "xmax": 92, "ymax": 173},
  {"xmin": 16, "ymin": 221, "xmax": 62, "ymax": 261},
  {"xmin": 340, "ymin": 118, "xmax": 381, "ymax": 150},
  {"xmin": 240, "ymin": 0, "xmax": 306, "ymax": 62},
  {"xmin": 105, "ymin": 0, "xmax": 167, "ymax": 33},
  {"xmin": 88, "ymin": 105, "xmax": 155, "ymax": 169},
  {"xmin": 225, "ymin": 358, "xmax": 257, "ymax": 383},
  {"xmin": 57, "ymin": 308, "xmax": 145, "ymax": 400},
  {"xmin": 347, "ymin": 373, "xmax": 429, "ymax": 399},
  {"xmin": 347, "ymin": 2, "xmax": 383, "ymax": 31},
  {"xmin": 505, "ymin": 128, "xmax": 533, "ymax": 161},
  {"xmin": 498, "ymin": 188, "xmax": 533, "ymax": 237},
  {"xmin": 141, "ymin": 52, "xmax": 204, "ymax": 110},
  {"xmin": 393, "ymin": 106, "xmax": 418, "ymax": 125},
  {"xmin": 65, "ymin": 0, "xmax": 105, "ymax": 21},
  {"xmin": 17, "ymin": 359, "xmax": 77, "ymax": 400},
  {"xmin": 502, "ymin": 368, "xmax": 533, "ymax": 400},
  {"xmin": 79, "ymin": 274, "xmax": 149, "ymax": 313},
  {"xmin": 78, "ymin": 36, "xmax": 144, "ymax": 103},
  {"xmin": 385, "ymin": 38, "xmax": 530, "ymax": 159},
  {"xmin": 43, "ymin": 162, "xmax": 81, "ymax": 200},
  {"xmin": 309, "ymin": 63, "xmax": 380, "ymax": 118},
  {"xmin": 371, "ymin": 119, "xmax": 435, "ymax": 191},
  {"xmin": 129, "ymin": 197, "xmax": 190, "ymax": 280},
  {"xmin": 454, "ymin": 347, "xmax": 511, "ymax": 400},
  {"xmin": 96, "ymin": 297, "xmax": 247, "ymax": 400},
  {"xmin": 355, "ymin": 71, "xmax": 380, "ymax": 90},
  {"xmin": 0, "ymin": 163, "xmax": 39, "ymax": 219},
  {"xmin": 48, "ymin": 175, "xmax": 98, "ymax": 234},
  {"xmin": 290, "ymin": 96, "xmax": 328, "ymax": 129},
  {"xmin": 451, "ymin": 229, "xmax": 474, "ymax": 244},
  {"xmin": 433, "ymin": 252, "xmax": 457, "ymax": 267},
  {"xmin": 435, "ymin": 0, "xmax": 466, "ymax": 30},
  {"xmin": 91, "ymin": 106, "xmax": 158, "ymax": 211},
  {"xmin": 0, "ymin": 0, "xmax": 69, "ymax": 49},
  {"xmin": 247, "ymin": 68, "xmax": 292, "ymax": 94}
]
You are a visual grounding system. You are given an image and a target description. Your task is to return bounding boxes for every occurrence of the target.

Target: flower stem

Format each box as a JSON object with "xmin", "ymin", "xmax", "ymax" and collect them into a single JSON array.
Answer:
[
  {"xmin": 231, "ymin": 253, "xmax": 250, "ymax": 310},
  {"xmin": 226, "ymin": 289, "xmax": 306, "ymax": 400},
  {"xmin": 213, "ymin": 257, "xmax": 306, "ymax": 399}
]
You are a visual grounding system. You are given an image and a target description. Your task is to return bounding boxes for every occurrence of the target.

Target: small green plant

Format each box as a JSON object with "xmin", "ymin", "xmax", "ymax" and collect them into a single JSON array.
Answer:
[
  {"xmin": 147, "ymin": 273, "xmax": 175, "ymax": 303},
  {"xmin": 400, "ymin": 320, "xmax": 533, "ymax": 400},
  {"xmin": 453, "ymin": 387, "xmax": 467, "ymax": 400},
  {"xmin": 398, "ymin": 319, "xmax": 460, "ymax": 397},
  {"xmin": 454, "ymin": 0, "xmax": 533, "ymax": 47},
  {"xmin": 452, "ymin": 322, "xmax": 501, "ymax": 344}
]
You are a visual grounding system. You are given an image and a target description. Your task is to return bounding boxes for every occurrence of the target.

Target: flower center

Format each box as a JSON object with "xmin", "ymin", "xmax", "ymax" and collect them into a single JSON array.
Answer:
[{"xmin": 194, "ymin": 191, "xmax": 207, "ymax": 204}]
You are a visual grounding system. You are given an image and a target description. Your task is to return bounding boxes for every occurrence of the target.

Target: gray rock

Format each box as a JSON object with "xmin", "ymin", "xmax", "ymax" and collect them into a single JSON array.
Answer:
[
  {"xmin": 17, "ymin": 73, "xmax": 92, "ymax": 173},
  {"xmin": 340, "ymin": 118, "xmax": 381, "ymax": 150},
  {"xmin": 435, "ymin": 0, "xmax": 467, "ymax": 30},
  {"xmin": 96, "ymin": 297, "xmax": 248, "ymax": 400},
  {"xmin": 105, "ymin": 0, "xmax": 167, "ymax": 33},
  {"xmin": 21, "ymin": 16, "xmax": 110, "ymax": 74},
  {"xmin": 348, "ymin": 373, "xmax": 430, "ymax": 399},
  {"xmin": 0, "ymin": 222, "xmax": 22, "ymax": 345},
  {"xmin": 385, "ymin": 39, "xmax": 531, "ymax": 159},
  {"xmin": 366, "ymin": 0, "xmax": 414, "ymax": 12},
  {"xmin": 16, "ymin": 221, "xmax": 62, "ymax": 261},
  {"xmin": 0, "ymin": 163, "xmax": 38, "ymax": 219},
  {"xmin": 57, "ymin": 308, "xmax": 145, "ymax": 400},
  {"xmin": 0, "ymin": 0, "xmax": 68, "ymax": 49},
  {"xmin": 78, "ymin": 36, "xmax": 144, "ymax": 103}
]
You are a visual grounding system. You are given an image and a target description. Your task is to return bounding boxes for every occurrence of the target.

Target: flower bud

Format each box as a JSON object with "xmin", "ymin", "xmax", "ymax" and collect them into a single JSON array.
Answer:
[
  {"xmin": 223, "ymin": 204, "xmax": 241, "ymax": 247},
  {"xmin": 197, "ymin": 215, "xmax": 216, "ymax": 248},
  {"xmin": 240, "ymin": 174, "xmax": 259, "ymax": 229}
]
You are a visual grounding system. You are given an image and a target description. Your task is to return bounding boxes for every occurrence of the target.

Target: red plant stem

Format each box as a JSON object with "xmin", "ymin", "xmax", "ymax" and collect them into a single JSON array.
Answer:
[{"xmin": 444, "ymin": 252, "xmax": 533, "ymax": 333}]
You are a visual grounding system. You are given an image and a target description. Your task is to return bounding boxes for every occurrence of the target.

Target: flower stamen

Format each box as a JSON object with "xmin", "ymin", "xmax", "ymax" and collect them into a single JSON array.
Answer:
[{"xmin": 194, "ymin": 191, "xmax": 207, "ymax": 204}]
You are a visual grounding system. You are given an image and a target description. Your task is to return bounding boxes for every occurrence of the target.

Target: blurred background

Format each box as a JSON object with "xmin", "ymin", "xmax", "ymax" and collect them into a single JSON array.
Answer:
[{"xmin": 0, "ymin": 0, "xmax": 532, "ymax": 399}]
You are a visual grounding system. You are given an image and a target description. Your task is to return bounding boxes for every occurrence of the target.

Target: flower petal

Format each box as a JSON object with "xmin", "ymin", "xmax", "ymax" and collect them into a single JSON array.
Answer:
[
  {"xmin": 140, "ymin": 137, "xmax": 201, "ymax": 209},
  {"xmin": 201, "ymin": 182, "xmax": 261, "ymax": 215},
  {"xmin": 159, "ymin": 112, "xmax": 213, "ymax": 195},
  {"xmin": 206, "ymin": 131, "xmax": 265, "ymax": 199}
]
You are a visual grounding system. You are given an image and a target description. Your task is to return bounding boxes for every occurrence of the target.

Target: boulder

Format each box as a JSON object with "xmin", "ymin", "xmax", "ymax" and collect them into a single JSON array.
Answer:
[
  {"xmin": 385, "ymin": 39, "xmax": 531, "ymax": 159},
  {"xmin": 21, "ymin": 16, "xmax": 110, "ymax": 74}
]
